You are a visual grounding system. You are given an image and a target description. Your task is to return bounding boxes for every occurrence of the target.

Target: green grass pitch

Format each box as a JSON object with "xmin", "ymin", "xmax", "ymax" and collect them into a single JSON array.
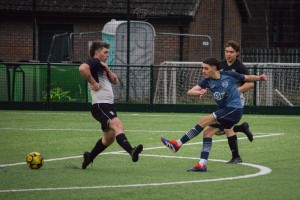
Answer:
[{"xmin": 0, "ymin": 110, "xmax": 299, "ymax": 200}]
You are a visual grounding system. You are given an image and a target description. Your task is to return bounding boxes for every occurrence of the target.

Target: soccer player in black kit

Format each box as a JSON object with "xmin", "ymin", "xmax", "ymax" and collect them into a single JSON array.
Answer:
[{"xmin": 79, "ymin": 41, "xmax": 143, "ymax": 169}]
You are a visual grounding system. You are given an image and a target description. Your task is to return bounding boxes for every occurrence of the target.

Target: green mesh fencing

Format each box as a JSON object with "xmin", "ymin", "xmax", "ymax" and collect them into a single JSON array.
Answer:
[
  {"xmin": 0, "ymin": 62, "xmax": 299, "ymax": 112},
  {"xmin": 49, "ymin": 64, "xmax": 87, "ymax": 103}
]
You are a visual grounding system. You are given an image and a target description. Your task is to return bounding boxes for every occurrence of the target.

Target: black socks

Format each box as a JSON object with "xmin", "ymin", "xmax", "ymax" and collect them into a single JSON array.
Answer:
[
  {"xmin": 90, "ymin": 138, "xmax": 108, "ymax": 161},
  {"xmin": 116, "ymin": 133, "xmax": 133, "ymax": 154},
  {"xmin": 227, "ymin": 135, "xmax": 240, "ymax": 158}
]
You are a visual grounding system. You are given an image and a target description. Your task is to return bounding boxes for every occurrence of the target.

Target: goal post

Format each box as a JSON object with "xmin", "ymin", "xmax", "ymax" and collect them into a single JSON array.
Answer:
[
  {"xmin": 154, "ymin": 62, "xmax": 300, "ymax": 106},
  {"xmin": 154, "ymin": 62, "xmax": 207, "ymax": 105}
]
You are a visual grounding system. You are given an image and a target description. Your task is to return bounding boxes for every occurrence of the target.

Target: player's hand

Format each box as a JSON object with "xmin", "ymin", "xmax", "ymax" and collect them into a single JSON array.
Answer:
[
  {"xmin": 259, "ymin": 74, "xmax": 267, "ymax": 81},
  {"xmin": 199, "ymin": 88, "xmax": 207, "ymax": 100},
  {"xmin": 90, "ymin": 83, "xmax": 101, "ymax": 91}
]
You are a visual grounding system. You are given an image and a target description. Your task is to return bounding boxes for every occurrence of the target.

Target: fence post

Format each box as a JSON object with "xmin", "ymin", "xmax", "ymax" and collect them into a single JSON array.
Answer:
[
  {"xmin": 46, "ymin": 62, "xmax": 51, "ymax": 102},
  {"xmin": 253, "ymin": 64, "xmax": 257, "ymax": 111},
  {"xmin": 5, "ymin": 64, "xmax": 11, "ymax": 101},
  {"xmin": 126, "ymin": 64, "xmax": 130, "ymax": 102},
  {"xmin": 150, "ymin": 65, "xmax": 154, "ymax": 107}
]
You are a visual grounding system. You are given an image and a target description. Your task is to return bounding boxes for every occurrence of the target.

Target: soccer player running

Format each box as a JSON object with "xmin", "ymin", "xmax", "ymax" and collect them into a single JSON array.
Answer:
[
  {"xmin": 161, "ymin": 40, "xmax": 254, "ymax": 165},
  {"xmin": 79, "ymin": 41, "xmax": 143, "ymax": 169},
  {"xmin": 161, "ymin": 57, "xmax": 266, "ymax": 172}
]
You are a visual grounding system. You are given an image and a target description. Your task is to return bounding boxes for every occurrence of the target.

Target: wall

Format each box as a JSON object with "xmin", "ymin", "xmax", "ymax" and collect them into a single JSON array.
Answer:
[
  {"xmin": 0, "ymin": 2, "xmax": 243, "ymax": 63},
  {"xmin": 0, "ymin": 17, "xmax": 33, "ymax": 62}
]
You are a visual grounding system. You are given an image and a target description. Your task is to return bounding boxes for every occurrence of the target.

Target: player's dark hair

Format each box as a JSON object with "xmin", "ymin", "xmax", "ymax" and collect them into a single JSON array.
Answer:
[
  {"xmin": 203, "ymin": 57, "xmax": 220, "ymax": 70},
  {"xmin": 225, "ymin": 40, "xmax": 240, "ymax": 56},
  {"xmin": 89, "ymin": 41, "xmax": 110, "ymax": 58}
]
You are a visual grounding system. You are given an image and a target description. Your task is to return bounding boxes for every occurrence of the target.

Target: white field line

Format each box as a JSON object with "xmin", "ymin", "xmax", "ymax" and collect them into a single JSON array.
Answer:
[
  {"xmin": 0, "ymin": 133, "xmax": 283, "ymax": 168},
  {"xmin": 0, "ymin": 133, "xmax": 281, "ymax": 193},
  {"xmin": 0, "ymin": 153, "xmax": 272, "ymax": 193}
]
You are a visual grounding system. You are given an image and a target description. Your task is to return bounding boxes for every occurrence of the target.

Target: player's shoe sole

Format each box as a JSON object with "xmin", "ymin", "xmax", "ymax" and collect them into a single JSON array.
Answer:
[
  {"xmin": 161, "ymin": 137, "xmax": 180, "ymax": 152},
  {"xmin": 187, "ymin": 163, "xmax": 207, "ymax": 172},
  {"xmin": 131, "ymin": 144, "xmax": 143, "ymax": 162}
]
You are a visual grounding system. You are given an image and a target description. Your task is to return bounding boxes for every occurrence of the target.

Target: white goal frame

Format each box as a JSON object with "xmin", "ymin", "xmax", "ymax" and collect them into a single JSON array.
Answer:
[{"xmin": 155, "ymin": 62, "xmax": 299, "ymax": 106}]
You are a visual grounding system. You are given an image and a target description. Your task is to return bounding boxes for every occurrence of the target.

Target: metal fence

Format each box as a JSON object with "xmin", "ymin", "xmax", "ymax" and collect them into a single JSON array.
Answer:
[
  {"xmin": 45, "ymin": 31, "xmax": 213, "ymax": 64},
  {"xmin": 46, "ymin": 30, "xmax": 300, "ymax": 65},
  {"xmin": 242, "ymin": 48, "xmax": 300, "ymax": 63},
  {"xmin": 1, "ymin": 62, "xmax": 299, "ymax": 110}
]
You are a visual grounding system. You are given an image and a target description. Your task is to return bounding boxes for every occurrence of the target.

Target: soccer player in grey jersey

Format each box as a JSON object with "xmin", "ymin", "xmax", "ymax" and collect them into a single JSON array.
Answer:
[
  {"xmin": 79, "ymin": 41, "xmax": 143, "ymax": 169},
  {"xmin": 161, "ymin": 57, "xmax": 266, "ymax": 172}
]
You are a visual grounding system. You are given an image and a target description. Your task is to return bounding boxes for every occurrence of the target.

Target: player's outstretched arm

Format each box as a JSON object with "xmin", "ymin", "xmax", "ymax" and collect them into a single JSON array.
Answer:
[{"xmin": 244, "ymin": 74, "xmax": 267, "ymax": 82}]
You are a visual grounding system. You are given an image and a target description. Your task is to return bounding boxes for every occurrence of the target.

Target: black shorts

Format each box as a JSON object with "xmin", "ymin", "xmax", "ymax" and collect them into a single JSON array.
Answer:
[
  {"xmin": 212, "ymin": 107, "xmax": 243, "ymax": 129},
  {"xmin": 91, "ymin": 103, "xmax": 118, "ymax": 131}
]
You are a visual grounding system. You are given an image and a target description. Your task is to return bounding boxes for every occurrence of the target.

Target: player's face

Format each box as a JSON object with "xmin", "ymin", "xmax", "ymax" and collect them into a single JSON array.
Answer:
[
  {"xmin": 202, "ymin": 63, "xmax": 216, "ymax": 78},
  {"xmin": 95, "ymin": 47, "xmax": 109, "ymax": 62},
  {"xmin": 225, "ymin": 46, "xmax": 239, "ymax": 64}
]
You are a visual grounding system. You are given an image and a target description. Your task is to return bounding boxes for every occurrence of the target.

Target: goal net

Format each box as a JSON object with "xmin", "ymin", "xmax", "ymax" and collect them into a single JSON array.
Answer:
[{"xmin": 154, "ymin": 62, "xmax": 300, "ymax": 106}]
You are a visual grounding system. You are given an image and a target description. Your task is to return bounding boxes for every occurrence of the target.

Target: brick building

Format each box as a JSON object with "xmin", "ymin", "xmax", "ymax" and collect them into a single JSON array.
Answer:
[{"xmin": 0, "ymin": 0, "xmax": 250, "ymax": 63}]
